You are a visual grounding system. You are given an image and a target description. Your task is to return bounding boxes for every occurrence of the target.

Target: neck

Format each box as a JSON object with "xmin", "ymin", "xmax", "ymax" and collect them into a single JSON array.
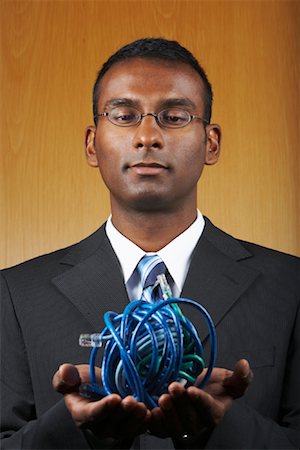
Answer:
[{"xmin": 110, "ymin": 205, "xmax": 198, "ymax": 252}]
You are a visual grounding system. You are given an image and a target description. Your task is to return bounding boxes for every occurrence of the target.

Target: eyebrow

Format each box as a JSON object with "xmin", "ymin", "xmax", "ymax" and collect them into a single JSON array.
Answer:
[
  {"xmin": 104, "ymin": 98, "xmax": 137, "ymax": 109},
  {"xmin": 159, "ymin": 98, "xmax": 197, "ymax": 110},
  {"xmin": 103, "ymin": 97, "xmax": 197, "ymax": 111}
]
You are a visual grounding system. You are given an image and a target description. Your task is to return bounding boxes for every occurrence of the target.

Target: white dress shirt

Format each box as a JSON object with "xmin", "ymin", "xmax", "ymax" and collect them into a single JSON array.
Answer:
[{"xmin": 105, "ymin": 211, "xmax": 205, "ymax": 300}]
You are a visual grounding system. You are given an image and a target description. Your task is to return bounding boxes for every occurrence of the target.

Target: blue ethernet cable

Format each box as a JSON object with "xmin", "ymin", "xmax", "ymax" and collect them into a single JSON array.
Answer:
[{"xmin": 79, "ymin": 277, "xmax": 217, "ymax": 409}]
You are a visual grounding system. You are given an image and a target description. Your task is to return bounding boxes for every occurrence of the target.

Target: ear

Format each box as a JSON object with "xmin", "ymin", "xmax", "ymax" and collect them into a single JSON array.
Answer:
[
  {"xmin": 84, "ymin": 126, "xmax": 98, "ymax": 167},
  {"xmin": 205, "ymin": 124, "xmax": 222, "ymax": 165}
]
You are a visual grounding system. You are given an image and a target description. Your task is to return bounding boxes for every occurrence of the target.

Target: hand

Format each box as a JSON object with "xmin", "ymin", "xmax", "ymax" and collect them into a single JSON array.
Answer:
[
  {"xmin": 148, "ymin": 359, "xmax": 253, "ymax": 443},
  {"xmin": 52, "ymin": 364, "xmax": 150, "ymax": 441}
]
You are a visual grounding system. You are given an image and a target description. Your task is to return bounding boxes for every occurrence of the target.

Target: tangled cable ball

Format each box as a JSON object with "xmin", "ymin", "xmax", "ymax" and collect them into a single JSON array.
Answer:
[{"xmin": 80, "ymin": 297, "xmax": 216, "ymax": 409}]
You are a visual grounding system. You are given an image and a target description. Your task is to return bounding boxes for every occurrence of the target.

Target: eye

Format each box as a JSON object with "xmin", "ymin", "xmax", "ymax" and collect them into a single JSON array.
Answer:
[
  {"xmin": 160, "ymin": 109, "xmax": 189, "ymax": 126},
  {"xmin": 110, "ymin": 107, "xmax": 139, "ymax": 125}
]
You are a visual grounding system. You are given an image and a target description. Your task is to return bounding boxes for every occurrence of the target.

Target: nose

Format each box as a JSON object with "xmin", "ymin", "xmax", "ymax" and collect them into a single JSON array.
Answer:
[{"xmin": 132, "ymin": 115, "xmax": 164, "ymax": 150}]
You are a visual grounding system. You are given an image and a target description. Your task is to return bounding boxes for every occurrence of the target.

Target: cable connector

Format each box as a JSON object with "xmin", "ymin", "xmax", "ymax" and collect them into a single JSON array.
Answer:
[
  {"xmin": 157, "ymin": 273, "xmax": 173, "ymax": 300},
  {"xmin": 79, "ymin": 333, "xmax": 102, "ymax": 347}
]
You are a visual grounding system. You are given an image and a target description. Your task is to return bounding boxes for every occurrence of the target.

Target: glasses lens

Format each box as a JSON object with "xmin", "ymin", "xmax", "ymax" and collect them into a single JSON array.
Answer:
[
  {"xmin": 109, "ymin": 107, "xmax": 140, "ymax": 127},
  {"xmin": 158, "ymin": 109, "xmax": 190, "ymax": 128}
]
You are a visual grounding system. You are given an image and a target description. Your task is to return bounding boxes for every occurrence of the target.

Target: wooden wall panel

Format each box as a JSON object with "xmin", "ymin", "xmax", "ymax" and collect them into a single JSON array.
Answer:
[{"xmin": 1, "ymin": 0, "xmax": 299, "ymax": 268}]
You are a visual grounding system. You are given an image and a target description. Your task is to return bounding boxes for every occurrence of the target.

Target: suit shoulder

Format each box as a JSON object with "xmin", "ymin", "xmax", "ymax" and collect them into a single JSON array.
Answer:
[
  {"xmin": 1, "ymin": 225, "xmax": 106, "ymax": 283},
  {"xmin": 204, "ymin": 217, "xmax": 299, "ymax": 264},
  {"xmin": 203, "ymin": 217, "xmax": 299, "ymax": 280},
  {"xmin": 1, "ymin": 245, "xmax": 73, "ymax": 288},
  {"xmin": 238, "ymin": 240, "xmax": 300, "ymax": 289},
  {"xmin": 240, "ymin": 239, "xmax": 299, "ymax": 265}
]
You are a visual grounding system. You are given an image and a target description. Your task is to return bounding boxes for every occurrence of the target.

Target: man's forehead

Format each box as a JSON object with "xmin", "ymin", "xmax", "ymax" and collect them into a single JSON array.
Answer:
[
  {"xmin": 100, "ymin": 57, "xmax": 203, "ymax": 84},
  {"xmin": 97, "ymin": 57, "xmax": 205, "ymax": 108},
  {"xmin": 104, "ymin": 55, "xmax": 196, "ymax": 72}
]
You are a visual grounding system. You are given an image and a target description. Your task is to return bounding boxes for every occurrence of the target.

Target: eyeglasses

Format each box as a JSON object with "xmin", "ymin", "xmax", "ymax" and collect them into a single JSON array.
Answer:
[{"xmin": 95, "ymin": 106, "xmax": 208, "ymax": 129}]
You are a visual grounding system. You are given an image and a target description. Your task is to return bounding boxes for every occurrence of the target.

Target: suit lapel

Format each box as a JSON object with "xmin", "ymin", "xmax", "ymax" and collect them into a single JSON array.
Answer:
[
  {"xmin": 51, "ymin": 219, "xmax": 260, "ymax": 343},
  {"xmin": 52, "ymin": 226, "xmax": 129, "ymax": 331},
  {"xmin": 181, "ymin": 218, "xmax": 260, "ymax": 341}
]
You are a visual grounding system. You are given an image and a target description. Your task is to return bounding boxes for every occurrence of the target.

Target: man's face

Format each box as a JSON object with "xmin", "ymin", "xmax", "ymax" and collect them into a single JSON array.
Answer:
[{"xmin": 86, "ymin": 58, "xmax": 220, "ymax": 214}]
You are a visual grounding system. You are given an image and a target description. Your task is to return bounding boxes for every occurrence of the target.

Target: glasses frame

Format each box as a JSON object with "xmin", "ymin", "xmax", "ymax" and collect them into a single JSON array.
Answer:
[{"xmin": 95, "ymin": 107, "xmax": 209, "ymax": 129}]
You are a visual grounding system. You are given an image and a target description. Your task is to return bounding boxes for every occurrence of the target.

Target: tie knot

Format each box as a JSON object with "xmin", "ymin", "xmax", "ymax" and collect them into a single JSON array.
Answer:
[{"xmin": 137, "ymin": 255, "xmax": 166, "ymax": 290}]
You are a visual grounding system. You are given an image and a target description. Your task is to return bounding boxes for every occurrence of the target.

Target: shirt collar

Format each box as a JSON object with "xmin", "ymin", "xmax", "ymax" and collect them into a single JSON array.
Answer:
[
  {"xmin": 105, "ymin": 217, "xmax": 145, "ymax": 283},
  {"xmin": 157, "ymin": 211, "xmax": 204, "ymax": 292},
  {"xmin": 105, "ymin": 211, "xmax": 205, "ymax": 292}
]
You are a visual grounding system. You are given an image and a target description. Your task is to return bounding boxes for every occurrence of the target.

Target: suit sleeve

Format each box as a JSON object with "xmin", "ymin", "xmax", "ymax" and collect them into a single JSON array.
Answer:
[
  {"xmin": 0, "ymin": 273, "xmax": 90, "ymax": 449},
  {"xmin": 205, "ymin": 298, "xmax": 300, "ymax": 449}
]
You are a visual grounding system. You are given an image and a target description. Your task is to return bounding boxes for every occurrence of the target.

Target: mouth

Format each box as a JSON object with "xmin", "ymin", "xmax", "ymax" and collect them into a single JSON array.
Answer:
[{"xmin": 128, "ymin": 161, "xmax": 168, "ymax": 176}]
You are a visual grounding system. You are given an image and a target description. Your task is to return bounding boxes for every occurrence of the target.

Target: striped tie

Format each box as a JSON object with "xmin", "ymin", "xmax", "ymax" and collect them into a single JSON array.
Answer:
[{"xmin": 137, "ymin": 255, "xmax": 166, "ymax": 302}]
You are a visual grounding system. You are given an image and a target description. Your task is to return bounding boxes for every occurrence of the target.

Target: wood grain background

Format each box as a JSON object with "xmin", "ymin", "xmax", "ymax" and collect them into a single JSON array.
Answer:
[{"xmin": 1, "ymin": 0, "xmax": 299, "ymax": 268}]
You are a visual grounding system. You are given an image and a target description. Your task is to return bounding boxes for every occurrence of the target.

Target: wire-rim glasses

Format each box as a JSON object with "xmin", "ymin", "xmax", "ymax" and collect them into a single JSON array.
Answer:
[{"xmin": 95, "ymin": 106, "xmax": 208, "ymax": 129}]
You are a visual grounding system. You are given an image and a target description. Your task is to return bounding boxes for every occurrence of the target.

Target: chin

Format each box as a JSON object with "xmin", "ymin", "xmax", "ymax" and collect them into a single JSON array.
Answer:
[{"xmin": 127, "ymin": 193, "xmax": 172, "ymax": 213}]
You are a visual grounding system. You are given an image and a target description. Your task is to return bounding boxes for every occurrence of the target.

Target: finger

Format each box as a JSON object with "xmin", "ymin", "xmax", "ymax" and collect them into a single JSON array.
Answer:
[
  {"xmin": 194, "ymin": 367, "xmax": 208, "ymax": 386},
  {"xmin": 158, "ymin": 393, "xmax": 174, "ymax": 412},
  {"xmin": 157, "ymin": 393, "xmax": 181, "ymax": 437},
  {"xmin": 106, "ymin": 396, "xmax": 149, "ymax": 439},
  {"xmin": 167, "ymin": 382, "xmax": 199, "ymax": 436},
  {"xmin": 81, "ymin": 364, "xmax": 102, "ymax": 384},
  {"xmin": 222, "ymin": 359, "xmax": 253, "ymax": 398},
  {"xmin": 121, "ymin": 396, "xmax": 148, "ymax": 420},
  {"xmin": 195, "ymin": 367, "xmax": 234, "ymax": 390},
  {"xmin": 65, "ymin": 392, "xmax": 122, "ymax": 428},
  {"xmin": 149, "ymin": 406, "xmax": 170, "ymax": 438},
  {"xmin": 234, "ymin": 359, "xmax": 252, "ymax": 381},
  {"xmin": 52, "ymin": 364, "xmax": 81, "ymax": 394},
  {"xmin": 76, "ymin": 364, "xmax": 101, "ymax": 384},
  {"xmin": 187, "ymin": 386, "xmax": 226, "ymax": 426}
]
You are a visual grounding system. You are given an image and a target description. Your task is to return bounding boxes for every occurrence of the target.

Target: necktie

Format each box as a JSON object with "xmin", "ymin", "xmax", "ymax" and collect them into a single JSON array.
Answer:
[
  {"xmin": 135, "ymin": 255, "xmax": 174, "ymax": 450},
  {"xmin": 137, "ymin": 254, "xmax": 167, "ymax": 302}
]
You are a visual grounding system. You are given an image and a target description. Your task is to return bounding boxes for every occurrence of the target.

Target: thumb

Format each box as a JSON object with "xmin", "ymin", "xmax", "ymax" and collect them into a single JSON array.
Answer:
[
  {"xmin": 223, "ymin": 359, "xmax": 253, "ymax": 399},
  {"xmin": 52, "ymin": 363, "xmax": 81, "ymax": 394}
]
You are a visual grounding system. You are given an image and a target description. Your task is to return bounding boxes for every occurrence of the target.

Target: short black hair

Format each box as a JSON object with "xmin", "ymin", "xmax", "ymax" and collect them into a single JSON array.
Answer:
[{"xmin": 93, "ymin": 37, "xmax": 213, "ymax": 125}]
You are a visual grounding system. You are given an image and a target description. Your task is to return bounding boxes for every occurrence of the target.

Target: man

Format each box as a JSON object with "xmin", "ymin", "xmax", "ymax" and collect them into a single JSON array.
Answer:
[{"xmin": 1, "ymin": 38, "xmax": 299, "ymax": 449}]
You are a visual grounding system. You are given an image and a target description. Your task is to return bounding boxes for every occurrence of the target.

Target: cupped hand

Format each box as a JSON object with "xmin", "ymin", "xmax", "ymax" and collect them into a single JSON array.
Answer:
[
  {"xmin": 52, "ymin": 363, "xmax": 150, "ymax": 441},
  {"xmin": 148, "ymin": 359, "xmax": 253, "ymax": 442}
]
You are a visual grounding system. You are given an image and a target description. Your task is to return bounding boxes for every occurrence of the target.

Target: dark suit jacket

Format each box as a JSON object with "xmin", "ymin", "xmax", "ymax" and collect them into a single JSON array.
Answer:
[{"xmin": 1, "ymin": 218, "xmax": 300, "ymax": 449}]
